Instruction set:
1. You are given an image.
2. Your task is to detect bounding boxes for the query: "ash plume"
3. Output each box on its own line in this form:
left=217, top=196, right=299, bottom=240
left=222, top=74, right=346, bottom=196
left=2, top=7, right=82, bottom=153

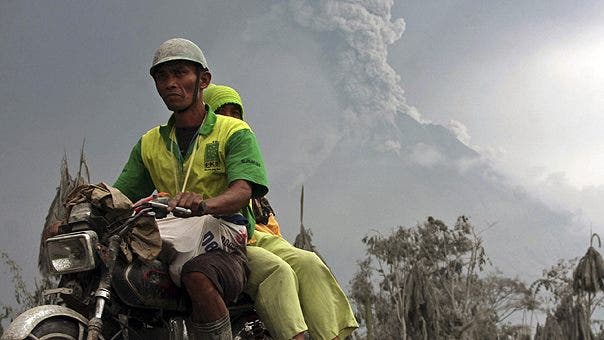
left=286, top=0, right=416, bottom=143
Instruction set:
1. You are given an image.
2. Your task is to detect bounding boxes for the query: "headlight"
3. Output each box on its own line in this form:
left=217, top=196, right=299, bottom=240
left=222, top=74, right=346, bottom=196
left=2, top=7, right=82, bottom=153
left=46, top=231, right=97, bottom=274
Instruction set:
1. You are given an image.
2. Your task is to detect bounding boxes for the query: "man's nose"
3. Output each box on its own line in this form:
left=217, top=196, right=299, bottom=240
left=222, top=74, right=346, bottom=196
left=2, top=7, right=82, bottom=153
left=166, top=75, right=177, bottom=88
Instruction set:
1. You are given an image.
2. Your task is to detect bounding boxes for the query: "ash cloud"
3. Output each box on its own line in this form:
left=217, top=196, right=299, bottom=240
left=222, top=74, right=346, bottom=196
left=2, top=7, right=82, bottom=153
left=408, top=143, right=445, bottom=168
left=285, top=0, right=412, bottom=136
left=447, top=119, right=471, bottom=146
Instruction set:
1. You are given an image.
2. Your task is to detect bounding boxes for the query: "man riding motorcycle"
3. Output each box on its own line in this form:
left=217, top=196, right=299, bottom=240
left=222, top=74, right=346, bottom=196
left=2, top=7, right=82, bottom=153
left=113, top=38, right=268, bottom=340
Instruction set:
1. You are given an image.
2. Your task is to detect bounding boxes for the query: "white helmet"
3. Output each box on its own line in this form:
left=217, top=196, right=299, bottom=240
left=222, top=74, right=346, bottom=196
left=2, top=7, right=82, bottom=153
left=150, top=38, right=208, bottom=75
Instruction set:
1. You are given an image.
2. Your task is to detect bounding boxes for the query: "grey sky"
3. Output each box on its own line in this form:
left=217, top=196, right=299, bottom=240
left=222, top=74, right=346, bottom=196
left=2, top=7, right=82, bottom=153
left=389, top=0, right=604, bottom=233
left=2, top=0, right=604, bottom=306
left=391, top=1, right=604, bottom=187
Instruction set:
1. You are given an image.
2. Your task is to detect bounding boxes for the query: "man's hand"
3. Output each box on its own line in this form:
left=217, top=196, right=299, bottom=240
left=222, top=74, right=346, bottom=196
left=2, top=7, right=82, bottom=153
left=168, top=192, right=206, bottom=217
left=169, top=180, right=252, bottom=218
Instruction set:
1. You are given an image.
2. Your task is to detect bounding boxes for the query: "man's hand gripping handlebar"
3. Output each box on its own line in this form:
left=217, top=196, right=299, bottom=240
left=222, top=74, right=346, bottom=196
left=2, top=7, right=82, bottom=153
left=133, top=193, right=206, bottom=218
left=133, top=194, right=192, bottom=218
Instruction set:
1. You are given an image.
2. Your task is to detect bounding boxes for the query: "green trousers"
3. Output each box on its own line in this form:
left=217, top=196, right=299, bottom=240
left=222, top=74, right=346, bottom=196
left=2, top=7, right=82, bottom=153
left=245, top=230, right=358, bottom=340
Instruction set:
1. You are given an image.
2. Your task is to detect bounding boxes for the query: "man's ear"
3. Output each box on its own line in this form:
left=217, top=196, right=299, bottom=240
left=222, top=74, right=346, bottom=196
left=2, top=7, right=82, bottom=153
left=199, top=71, right=212, bottom=89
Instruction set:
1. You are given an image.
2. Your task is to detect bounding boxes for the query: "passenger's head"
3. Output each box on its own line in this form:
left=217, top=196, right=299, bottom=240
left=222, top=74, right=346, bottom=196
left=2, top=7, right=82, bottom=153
left=150, top=38, right=211, bottom=112
left=204, top=84, right=244, bottom=120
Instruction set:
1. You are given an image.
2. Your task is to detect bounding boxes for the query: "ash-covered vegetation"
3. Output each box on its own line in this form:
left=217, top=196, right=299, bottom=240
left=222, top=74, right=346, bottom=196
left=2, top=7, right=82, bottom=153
left=349, top=216, right=604, bottom=340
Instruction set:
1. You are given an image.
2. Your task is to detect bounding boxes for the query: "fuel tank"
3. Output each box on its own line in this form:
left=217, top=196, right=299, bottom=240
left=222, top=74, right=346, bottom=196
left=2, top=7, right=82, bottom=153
left=112, top=258, right=188, bottom=312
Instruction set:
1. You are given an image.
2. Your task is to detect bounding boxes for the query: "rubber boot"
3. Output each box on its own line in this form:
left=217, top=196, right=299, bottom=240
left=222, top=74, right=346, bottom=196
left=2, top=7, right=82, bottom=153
left=186, top=315, right=232, bottom=340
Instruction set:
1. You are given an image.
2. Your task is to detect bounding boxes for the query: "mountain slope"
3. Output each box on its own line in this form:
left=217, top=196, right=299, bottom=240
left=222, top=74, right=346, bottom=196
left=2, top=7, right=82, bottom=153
left=275, top=110, right=585, bottom=285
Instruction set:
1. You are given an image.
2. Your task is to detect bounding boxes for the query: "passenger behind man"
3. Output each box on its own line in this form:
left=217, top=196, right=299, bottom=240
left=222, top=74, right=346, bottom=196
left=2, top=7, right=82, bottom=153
left=204, top=84, right=358, bottom=340
left=114, top=39, right=269, bottom=340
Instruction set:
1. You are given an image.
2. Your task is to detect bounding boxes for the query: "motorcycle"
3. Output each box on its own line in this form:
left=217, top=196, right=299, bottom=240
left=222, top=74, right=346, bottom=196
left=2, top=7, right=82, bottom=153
left=1, top=196, right=271, bottom=340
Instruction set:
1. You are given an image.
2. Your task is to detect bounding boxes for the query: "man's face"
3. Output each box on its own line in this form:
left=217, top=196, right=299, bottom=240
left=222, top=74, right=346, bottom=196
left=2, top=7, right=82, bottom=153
left=215, top=104, right=243, bottom=120
left=152, top=60, right=206, bottom=111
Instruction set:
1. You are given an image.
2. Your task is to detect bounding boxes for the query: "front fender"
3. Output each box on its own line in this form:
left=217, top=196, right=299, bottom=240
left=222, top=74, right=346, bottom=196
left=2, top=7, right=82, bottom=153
left=1, top=305, right=88, bottom=340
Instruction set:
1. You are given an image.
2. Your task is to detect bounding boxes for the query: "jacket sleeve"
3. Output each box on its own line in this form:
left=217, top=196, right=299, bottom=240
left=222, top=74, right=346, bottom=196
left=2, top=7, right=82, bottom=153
left=113, top=139, right=156, bottom=202
left=225, top=129, right=269, bottom=198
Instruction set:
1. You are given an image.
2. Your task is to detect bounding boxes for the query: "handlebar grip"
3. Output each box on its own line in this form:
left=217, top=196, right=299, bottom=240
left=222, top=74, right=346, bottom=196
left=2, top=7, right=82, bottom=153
left=173, top=206, right=193, bottom=217
left=148, top=201, right=192, bottom=217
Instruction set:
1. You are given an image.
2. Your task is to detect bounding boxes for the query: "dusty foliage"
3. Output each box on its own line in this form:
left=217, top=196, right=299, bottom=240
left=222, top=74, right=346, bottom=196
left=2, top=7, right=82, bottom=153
left=349, top=216, right=532, bottom=339
left=531, top=237, right=604, bottom=340
left=39, top=149, right=90, bottom=274
left=1, top=149, right=89, bottom=332
left=534, top=295, right=593, bottom=340
left=573, top=246, right=604, bottom=294
left=293, top=224, right=317, bottom=253
left=0, top=251, right=55, bottom=334
left=293, top=185, right=327, bottom=264
left=530, top=258, right=578, bottom=309
left=403, top=265, right=440, bottom=339
left=534, top=313, right=565, bottom=340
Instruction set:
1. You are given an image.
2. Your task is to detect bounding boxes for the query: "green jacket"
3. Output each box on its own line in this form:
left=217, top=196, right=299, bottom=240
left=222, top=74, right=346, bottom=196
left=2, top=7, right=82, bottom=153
left=114, top=109, right=268, bottom=236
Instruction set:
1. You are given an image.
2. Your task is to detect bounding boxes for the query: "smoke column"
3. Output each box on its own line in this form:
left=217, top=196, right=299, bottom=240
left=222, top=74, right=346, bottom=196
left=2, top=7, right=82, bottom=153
left=286, top=0, right=416, bottom=143
left=247, top=0, right=416, bottom=183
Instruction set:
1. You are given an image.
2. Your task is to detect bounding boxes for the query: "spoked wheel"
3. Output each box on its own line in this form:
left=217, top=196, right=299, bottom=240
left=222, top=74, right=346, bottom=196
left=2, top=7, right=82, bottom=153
left=28, top=316, right=88, bottom=340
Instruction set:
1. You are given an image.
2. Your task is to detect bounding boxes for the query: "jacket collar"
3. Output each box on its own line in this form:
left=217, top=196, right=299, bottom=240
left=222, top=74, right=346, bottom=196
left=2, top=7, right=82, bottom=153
left=160, top=103, right=216, bottom=139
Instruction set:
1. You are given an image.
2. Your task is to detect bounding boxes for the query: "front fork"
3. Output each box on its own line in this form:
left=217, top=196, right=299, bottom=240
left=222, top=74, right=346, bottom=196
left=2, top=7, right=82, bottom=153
left=87, top=234, right=121, bottom=340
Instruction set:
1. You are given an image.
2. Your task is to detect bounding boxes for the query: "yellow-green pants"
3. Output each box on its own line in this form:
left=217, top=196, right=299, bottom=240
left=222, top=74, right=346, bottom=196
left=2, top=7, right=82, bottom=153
left=245, top=230, right=358, bottom=340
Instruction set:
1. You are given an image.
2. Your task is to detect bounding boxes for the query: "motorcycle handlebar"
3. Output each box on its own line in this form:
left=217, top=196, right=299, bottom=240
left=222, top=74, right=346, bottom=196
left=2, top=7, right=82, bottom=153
left=147, top=201, right=193, bottom=217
